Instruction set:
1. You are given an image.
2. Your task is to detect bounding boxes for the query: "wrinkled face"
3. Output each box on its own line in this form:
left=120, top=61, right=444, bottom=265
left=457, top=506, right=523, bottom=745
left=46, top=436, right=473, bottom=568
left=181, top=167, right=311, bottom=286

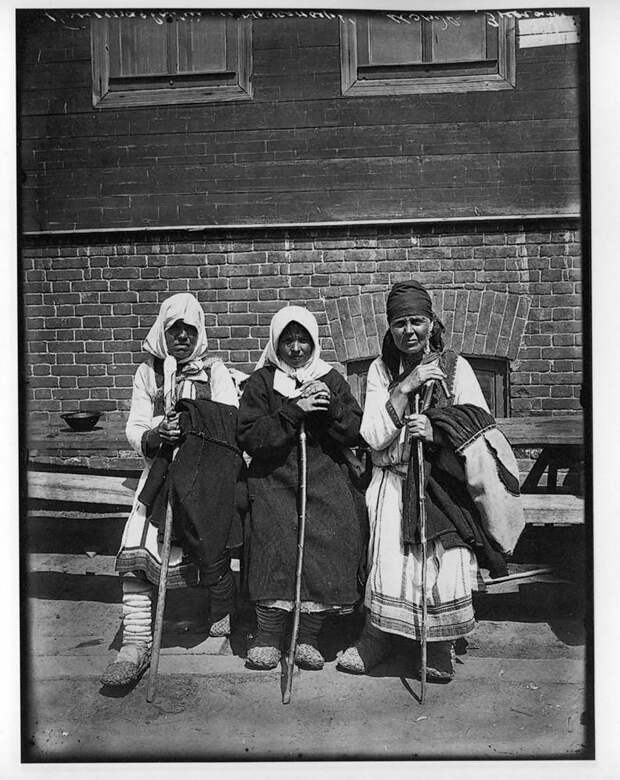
left=389, top=315, right=432, bottom=356
left=165, top=319, right=198, bottom=361
left=277, top=322, right=313, bottom=369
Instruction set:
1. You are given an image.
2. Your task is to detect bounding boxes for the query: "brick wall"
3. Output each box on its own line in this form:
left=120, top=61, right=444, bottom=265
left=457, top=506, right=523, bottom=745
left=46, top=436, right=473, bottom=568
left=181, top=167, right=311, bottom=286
left=22, top=219, right=583, bottom=426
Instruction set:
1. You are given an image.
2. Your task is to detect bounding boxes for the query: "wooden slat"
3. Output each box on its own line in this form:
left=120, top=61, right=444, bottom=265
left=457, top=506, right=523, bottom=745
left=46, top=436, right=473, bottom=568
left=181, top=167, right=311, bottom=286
left=27, top=425, right=128, bottom=453
left=26, top=469, right=585, bottom=525
left=519, top=493, right=584, bottom=525
left=27, top=414, right=584, bottom=456
left=28, top=471, right=137, bottom=506
left=496, top=415, right=583, bottom=446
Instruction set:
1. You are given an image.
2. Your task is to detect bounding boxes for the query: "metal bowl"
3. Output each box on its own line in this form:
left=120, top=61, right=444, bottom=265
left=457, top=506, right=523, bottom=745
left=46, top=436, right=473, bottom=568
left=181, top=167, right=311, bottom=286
left=60, top=411, right=102, bottom=432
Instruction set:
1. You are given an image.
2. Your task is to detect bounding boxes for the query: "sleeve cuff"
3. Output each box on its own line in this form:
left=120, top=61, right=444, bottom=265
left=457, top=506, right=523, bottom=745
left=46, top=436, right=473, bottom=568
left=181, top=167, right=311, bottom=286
left=279, top=399, right=306, bottom=426
left=326, top=394, right=344, bottom=421
left=385, top=399, right=404, bottom=429
left=141, top=427, right=161, bottom=458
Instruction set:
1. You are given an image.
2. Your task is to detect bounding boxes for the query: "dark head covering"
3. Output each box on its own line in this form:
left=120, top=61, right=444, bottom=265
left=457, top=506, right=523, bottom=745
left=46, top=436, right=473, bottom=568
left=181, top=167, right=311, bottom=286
left=382, top=281, right=446, bottom=381
left=386, top=280, right=433, bottom=323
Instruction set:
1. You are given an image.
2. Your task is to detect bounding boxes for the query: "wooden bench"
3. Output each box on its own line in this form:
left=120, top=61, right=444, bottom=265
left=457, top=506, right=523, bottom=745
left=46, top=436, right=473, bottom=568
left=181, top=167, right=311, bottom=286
left=496, top=414, right=584, bottom=526
left=25, top=472, right=584, bottom=526
left=26, top=413, right=585, bottom=525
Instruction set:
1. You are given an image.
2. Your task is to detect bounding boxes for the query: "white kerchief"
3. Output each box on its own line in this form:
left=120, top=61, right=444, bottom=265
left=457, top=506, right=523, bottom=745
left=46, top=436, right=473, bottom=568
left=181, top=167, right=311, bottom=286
left=255, top=305, right=331, bottom=398
left=142, top=293, right=209, bottom=377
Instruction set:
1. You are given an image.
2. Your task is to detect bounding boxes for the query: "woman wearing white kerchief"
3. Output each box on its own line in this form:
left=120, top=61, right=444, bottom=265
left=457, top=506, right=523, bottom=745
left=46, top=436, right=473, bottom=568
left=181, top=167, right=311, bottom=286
left=101, top=293, right=239, bottom=688
left=238, top=306, right=365, bottom=671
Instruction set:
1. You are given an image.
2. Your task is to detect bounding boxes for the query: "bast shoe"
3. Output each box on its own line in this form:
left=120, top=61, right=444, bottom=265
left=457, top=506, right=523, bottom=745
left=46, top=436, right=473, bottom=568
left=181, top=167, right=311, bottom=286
left=100, top=644, right=151, bottom=688
left=209, top=613, right=232, bottom=638
left=423, top=641, right=456, bottom=683
left=294, top=643, right=324, bottom=671
left=246, top=645, right=281, bottom=670
left=337, top=622, right=391, bottom=675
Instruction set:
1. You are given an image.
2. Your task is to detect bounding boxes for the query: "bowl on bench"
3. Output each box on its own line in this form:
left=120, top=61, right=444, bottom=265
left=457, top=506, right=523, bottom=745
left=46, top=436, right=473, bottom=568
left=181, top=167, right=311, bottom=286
left=60, top=411, right=102, bottom=432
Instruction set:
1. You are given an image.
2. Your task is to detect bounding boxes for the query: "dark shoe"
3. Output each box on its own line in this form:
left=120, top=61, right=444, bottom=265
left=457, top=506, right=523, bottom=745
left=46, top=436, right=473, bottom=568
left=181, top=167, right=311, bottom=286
left=294, top=643, right=324, bottom=670
left=423, top=641, right=455, bottom=682
left=337, top=623, right=391, bottom=674
left=100, top=645, right=151, bottom=688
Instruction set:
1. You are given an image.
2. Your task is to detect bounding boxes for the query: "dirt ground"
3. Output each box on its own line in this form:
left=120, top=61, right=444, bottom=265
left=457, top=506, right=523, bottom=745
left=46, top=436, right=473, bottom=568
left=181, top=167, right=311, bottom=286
left=21, top=511, right=591, bottom=764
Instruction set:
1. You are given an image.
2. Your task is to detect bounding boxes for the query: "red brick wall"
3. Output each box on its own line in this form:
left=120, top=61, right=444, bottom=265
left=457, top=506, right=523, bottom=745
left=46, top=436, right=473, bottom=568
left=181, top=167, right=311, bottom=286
left=22, top=219, right=582, bottom=426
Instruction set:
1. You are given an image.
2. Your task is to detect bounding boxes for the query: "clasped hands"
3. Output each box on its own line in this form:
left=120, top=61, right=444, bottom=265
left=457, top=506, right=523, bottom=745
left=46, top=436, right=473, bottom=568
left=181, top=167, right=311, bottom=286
left=294, top=380, right=331, bottom=414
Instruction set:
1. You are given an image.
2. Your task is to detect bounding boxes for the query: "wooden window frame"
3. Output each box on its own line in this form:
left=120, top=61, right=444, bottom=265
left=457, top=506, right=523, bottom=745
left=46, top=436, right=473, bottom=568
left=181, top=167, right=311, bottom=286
left=340, top=15, right=516, bottom=96
left=463, top=355, right=511, bottom=418
left=346, top=357, right=374, bottom=410
left=91, top=17, right=253, bottom=108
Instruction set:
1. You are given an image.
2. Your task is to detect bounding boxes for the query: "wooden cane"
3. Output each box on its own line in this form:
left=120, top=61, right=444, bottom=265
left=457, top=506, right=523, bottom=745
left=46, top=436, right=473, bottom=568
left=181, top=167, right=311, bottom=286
left=414, top=393, right=428, bottom=705
left=146, top=355, right=177, bottom=703
left=282, top=420, right=307, bottom=705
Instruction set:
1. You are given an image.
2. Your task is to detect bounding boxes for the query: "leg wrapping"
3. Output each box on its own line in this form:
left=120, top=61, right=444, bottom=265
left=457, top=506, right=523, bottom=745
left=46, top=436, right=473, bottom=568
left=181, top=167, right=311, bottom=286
left=208, top=569, right=235, bottom=622
left=121, top=576, right=153, bottom=650
left=298, top=612, right=324, bottom=649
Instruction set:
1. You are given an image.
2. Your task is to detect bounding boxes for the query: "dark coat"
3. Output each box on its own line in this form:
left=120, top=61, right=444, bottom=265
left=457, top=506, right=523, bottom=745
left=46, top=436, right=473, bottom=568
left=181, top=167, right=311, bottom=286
left=139, top=398, right=245, bottom=577
left=237, top=366, right=364, bottom=606
left=403, top=403, right=513, bottom=578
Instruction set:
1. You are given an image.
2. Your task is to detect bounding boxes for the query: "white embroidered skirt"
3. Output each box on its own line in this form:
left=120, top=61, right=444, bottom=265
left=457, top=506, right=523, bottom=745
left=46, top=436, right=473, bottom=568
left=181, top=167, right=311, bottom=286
left=365, top=466, right=478, bottom=641
left=115, top=463, right=199, bottom=589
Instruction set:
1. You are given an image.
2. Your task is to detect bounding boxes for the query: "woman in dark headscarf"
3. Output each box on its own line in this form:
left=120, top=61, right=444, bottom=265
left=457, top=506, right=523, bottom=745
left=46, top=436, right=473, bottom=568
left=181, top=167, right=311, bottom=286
left=338, top=281, right=523, bottom=681
left=238, top=305, right=364, bottom=671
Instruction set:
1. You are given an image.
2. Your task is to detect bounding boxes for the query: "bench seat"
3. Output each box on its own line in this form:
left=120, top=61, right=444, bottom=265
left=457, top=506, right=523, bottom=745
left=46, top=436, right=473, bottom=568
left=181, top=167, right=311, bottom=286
left=27, top=470, right=585, bottom=525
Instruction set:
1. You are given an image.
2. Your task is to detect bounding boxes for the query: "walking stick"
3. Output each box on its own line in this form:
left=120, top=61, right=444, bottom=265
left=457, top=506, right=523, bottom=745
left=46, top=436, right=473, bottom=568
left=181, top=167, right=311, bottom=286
left=282, top=420, right=307, bottom=705
left=414, top=392, right=428, bottom=705
left=147, top=355, right=177, bottom=703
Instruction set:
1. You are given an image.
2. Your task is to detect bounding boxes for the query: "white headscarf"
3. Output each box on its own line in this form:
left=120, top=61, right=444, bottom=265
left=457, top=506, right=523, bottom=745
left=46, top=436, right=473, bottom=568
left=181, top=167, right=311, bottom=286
left=255, top=306, right=331, bottom=397
left=143, top=293, right=208, bottom=373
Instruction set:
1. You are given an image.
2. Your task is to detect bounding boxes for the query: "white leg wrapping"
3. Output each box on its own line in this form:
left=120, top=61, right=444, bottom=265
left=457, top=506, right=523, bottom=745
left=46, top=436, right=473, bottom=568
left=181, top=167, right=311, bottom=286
left=120, top=577, right=153, bottom=654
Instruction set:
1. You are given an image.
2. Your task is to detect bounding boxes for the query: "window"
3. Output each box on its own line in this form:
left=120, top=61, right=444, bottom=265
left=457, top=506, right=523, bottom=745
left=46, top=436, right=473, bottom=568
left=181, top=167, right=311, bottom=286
left=464, top=356, right=510, bottom=418
left=347, top=358, right=374, bottom=409
left=91, top=15, right=252, bottom=108
left=340, top=12, right=515, bottom=96
left=346, top=355, right=510, bottom=417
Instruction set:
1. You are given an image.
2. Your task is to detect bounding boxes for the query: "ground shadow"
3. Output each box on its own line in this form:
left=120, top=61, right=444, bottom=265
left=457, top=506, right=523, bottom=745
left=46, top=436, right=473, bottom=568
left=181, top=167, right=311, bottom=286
left=26, top=571, right=121, bottom=603
left=25, top=514, right=126, bottom=556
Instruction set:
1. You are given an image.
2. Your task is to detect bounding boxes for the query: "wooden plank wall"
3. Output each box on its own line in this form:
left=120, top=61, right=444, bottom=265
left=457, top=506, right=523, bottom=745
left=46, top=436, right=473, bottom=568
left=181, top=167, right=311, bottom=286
left=18, top=12, right=583, bottom=232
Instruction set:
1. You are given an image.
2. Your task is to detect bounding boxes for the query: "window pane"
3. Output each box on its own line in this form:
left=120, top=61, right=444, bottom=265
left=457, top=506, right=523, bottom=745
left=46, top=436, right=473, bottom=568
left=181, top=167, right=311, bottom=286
left=473, top=369, right=497, bottom=416
left=176, top=17, right=227, bottom=74
left=112, top=18, right=169, bottom=77
left=368, top=17, right=422, bottom=65
left=431, top=13, right=487, bottom=63
left=466, top=355, right=509, bottom=417
left=347, top=358, right=373, bottom=408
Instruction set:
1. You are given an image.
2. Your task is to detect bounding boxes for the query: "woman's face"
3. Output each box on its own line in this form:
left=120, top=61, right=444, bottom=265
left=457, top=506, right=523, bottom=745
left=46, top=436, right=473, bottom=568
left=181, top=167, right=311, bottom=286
left=277, top=322, right=313, bottom=369
left=389, top=315, right=432, bottom=357
left=165, top=319, right=198, bottom=361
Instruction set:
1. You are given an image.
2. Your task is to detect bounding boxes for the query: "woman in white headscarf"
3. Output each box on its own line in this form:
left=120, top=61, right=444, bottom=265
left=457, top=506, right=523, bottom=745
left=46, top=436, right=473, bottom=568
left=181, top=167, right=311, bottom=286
left=101, top=293, right=239, bottom=688
left=238, top=306, right=365, bottom=671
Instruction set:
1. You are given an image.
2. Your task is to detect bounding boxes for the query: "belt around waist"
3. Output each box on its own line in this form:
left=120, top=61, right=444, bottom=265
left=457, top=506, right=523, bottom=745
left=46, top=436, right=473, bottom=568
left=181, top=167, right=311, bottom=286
left=383, top=464, right=407, bottom=479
